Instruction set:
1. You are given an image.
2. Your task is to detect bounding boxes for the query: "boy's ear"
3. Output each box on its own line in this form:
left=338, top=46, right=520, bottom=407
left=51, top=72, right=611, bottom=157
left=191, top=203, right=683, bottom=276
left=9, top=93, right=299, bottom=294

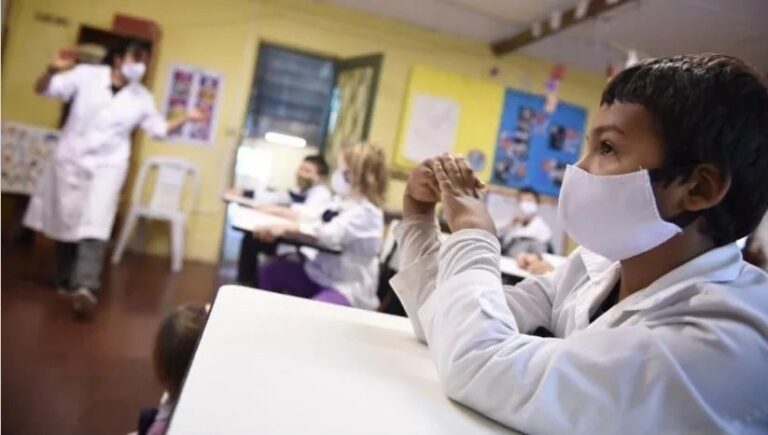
left=683, top=164, right=731, bottom=212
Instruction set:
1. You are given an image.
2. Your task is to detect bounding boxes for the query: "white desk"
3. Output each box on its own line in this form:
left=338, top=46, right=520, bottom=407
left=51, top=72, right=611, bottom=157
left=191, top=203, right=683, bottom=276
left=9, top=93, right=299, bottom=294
left=499, top=253, right=567, bottom=280
left=229, top=204, right=341, bottom=254
left=229, top=203, right=295, bottom=231
left=222, top=191, right=264, bottom=208
left=169, top=286, right=516, bottom=434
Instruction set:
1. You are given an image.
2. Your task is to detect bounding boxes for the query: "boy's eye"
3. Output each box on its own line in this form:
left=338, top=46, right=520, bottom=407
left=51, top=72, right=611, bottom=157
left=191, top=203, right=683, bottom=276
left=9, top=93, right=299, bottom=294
left=598, top=140, right=616, bottom=156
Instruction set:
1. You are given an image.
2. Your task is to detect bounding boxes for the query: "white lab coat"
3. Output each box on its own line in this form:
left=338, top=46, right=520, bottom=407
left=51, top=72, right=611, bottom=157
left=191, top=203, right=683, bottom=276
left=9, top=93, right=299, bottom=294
left=270, top=183, right=332, bottom=257
left=289, top=184, right=333, bottom=222
left=301, top=197, right=383, bottom=310
left=391, top=215, right=768, bottom=434
left=24, top=64, right=168, bottom=241
left=500, top=214, right=552, bottom=245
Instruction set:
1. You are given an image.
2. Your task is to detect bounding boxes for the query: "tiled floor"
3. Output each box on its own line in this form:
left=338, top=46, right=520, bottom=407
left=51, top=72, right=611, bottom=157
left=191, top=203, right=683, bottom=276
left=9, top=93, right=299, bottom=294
left=2, top=237, right=228, bottom=435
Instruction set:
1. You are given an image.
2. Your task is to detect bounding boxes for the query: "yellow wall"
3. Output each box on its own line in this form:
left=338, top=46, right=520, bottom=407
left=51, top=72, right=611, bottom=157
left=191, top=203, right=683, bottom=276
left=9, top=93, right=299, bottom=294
left=2, top=0, right=606, bottom=263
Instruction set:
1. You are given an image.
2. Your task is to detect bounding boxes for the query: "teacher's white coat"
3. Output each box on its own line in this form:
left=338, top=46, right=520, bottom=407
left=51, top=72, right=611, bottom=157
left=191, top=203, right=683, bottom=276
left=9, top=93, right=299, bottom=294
left=24, top=64, right=168, bottom=241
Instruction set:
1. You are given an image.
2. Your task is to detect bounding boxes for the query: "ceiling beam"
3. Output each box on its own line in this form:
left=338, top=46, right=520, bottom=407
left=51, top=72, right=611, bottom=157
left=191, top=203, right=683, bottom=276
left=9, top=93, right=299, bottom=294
left=491, top=0, right=634, bottom=56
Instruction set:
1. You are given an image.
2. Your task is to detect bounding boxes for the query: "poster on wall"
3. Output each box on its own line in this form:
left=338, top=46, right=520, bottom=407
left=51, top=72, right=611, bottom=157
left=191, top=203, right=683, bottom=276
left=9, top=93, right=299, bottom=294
left=163, top=64, right=223, bottom=145
left=490, top=89, right=586, bottom=197
left=1, top=121, right=59, bottom=195
left=402, top=93, right=460, bottom=162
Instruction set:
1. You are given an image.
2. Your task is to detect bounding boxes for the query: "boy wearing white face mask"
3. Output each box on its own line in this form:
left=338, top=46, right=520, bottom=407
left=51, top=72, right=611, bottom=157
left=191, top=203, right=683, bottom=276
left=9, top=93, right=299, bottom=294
left=391, top=54, right=768, bottom=433
left=497, top=187, right=552, bottom=258
left=24, top=42, right=207, bottom=317
left=254, top=143, right=388, bottom=310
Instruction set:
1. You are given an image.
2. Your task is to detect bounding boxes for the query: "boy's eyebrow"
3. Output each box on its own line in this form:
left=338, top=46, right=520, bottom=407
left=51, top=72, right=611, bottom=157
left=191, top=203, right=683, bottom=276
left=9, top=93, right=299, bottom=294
left=591, top=124, right=626, bottom=136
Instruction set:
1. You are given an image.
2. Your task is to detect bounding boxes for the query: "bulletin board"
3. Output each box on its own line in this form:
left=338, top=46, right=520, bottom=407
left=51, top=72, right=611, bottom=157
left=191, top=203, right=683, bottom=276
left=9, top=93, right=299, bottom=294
left=490, top=89, right=587, bottom=197
left=393, top=66, right=505, bottom=181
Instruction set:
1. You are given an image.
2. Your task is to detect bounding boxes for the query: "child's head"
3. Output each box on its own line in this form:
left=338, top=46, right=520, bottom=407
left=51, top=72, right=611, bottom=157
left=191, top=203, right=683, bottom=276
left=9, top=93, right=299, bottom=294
left=518, top=187, right=540, bottom=216
left=153, top=304, right=207, bottom=400
left=581, top=54, right=768, bottom=247
left=334, top=143, right=389, bottom=206
left=296, top=154, right=329, bottom=191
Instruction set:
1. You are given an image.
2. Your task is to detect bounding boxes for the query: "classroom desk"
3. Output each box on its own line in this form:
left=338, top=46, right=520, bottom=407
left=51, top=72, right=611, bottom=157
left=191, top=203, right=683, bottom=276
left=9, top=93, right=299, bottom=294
left=222, top=190, right=265, bottom=208
left=168, top=286, right=517, bottom=435
left=229, top=204, right=342, bottom=254
left=228, top=203, right=341, bottom=286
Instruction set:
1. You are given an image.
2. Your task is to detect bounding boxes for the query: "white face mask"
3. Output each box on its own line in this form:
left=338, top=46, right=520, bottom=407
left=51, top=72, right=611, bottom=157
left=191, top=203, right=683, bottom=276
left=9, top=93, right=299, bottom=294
left=330, top=169, right=351, bottom=197
left=121, top=62, right=146, bottom=83
left=558, top=165, right=683, bottom=261
left=519, top=200, right=538, bottom=216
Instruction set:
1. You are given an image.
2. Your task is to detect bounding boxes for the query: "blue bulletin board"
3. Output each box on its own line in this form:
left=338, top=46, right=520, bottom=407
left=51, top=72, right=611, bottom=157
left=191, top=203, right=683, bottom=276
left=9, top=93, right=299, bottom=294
left=491, top=89, right=587, bottom=197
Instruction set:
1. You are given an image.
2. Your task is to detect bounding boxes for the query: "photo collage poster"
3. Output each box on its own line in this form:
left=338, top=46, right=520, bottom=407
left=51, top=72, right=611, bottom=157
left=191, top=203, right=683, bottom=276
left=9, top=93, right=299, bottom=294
left=491, top=89, right=587, bottom=197
left=163, top=64, right=223, bottom=145
left=1, top=121, right=59, bottom=195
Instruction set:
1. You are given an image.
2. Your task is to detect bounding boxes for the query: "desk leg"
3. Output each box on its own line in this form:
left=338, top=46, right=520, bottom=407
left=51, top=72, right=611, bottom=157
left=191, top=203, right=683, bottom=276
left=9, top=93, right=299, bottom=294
left=237, top=232, right=258, bottom=287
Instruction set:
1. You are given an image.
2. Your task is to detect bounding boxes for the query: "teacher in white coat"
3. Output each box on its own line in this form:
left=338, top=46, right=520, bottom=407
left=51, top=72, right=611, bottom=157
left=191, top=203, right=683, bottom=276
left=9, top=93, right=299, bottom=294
left=24, top=41, right=205, bottom=316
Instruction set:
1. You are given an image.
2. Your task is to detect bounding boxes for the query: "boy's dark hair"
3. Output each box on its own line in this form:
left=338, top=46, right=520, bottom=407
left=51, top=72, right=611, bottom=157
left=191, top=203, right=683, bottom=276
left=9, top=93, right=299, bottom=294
left=103, top=40, right=150, bottom=66
left=304, top=154, right=330, bottom=177
left=601, top=54, right=768, bottom=246
left=518, top=187, right=540, bottom=203
left=153, top=304, right=207, bottom=400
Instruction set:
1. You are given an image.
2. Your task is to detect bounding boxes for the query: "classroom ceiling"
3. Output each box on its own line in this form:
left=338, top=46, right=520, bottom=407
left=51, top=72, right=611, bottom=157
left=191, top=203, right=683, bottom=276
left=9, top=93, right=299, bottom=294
left=319, top=0, right=768, bottom=73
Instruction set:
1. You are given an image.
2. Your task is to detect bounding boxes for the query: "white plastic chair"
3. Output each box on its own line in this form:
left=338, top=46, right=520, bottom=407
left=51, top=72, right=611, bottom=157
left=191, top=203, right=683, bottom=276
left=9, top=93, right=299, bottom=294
left=111, top=157, right=200, bottom=272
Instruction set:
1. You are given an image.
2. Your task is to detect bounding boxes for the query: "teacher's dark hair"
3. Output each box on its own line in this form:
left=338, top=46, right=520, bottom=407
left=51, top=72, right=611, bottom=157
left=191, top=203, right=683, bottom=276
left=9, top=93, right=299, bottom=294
left=103, top=40, right=150, bottom=66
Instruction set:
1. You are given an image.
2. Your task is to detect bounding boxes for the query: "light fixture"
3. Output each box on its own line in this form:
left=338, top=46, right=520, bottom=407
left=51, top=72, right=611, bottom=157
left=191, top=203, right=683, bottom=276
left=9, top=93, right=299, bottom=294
left=264, top=131, right=307, bottom=148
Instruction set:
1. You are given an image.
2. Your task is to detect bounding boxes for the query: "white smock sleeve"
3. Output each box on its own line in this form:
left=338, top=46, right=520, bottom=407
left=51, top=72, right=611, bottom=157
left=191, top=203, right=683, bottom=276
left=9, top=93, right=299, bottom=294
left=416, top=229, right=753, bottom=434
left=44, top=65, right=84, bottom=101
left=291, top=185, right=333, bottom=222
left=390, top=215, right=560, bottom=343
left=298, top=203, right=380, bottom=257
left=140, top=98, right=169, bottom=139
left=388, top=214, right=442, bottom=342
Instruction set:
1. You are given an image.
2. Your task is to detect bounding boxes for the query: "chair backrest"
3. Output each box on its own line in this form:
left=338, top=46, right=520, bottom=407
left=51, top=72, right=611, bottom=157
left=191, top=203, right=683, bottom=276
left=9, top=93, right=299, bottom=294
left=131, top=156, right=200, bottom=215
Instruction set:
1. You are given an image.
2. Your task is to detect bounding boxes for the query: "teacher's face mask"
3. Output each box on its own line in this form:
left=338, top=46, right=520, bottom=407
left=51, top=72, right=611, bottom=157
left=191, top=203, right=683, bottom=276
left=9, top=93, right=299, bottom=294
left=121, top=62, right=146, bottom=83
left=558, top=165, right=693, bottom=261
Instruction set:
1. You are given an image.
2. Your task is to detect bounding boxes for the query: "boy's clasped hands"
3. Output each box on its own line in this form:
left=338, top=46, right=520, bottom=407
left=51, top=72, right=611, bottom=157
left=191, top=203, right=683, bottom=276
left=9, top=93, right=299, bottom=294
left=404, top=154, right=497, bottom=236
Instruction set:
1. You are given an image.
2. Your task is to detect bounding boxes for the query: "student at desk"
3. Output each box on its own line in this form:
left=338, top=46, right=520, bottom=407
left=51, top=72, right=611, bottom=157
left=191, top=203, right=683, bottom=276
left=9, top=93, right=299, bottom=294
left=497, top=187, right=552, bottom=257
left=392, top=55, right=768, bottom=433
left=233, top=154, right=331, bottom=216
left=234, top=155, right=330, bottom=286
left=254, top=143, right=388, bottom=310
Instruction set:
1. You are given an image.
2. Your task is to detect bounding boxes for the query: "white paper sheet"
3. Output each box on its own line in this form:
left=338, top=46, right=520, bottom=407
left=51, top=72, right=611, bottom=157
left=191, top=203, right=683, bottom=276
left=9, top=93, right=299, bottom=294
left=403, top=93, right=460, bottom=162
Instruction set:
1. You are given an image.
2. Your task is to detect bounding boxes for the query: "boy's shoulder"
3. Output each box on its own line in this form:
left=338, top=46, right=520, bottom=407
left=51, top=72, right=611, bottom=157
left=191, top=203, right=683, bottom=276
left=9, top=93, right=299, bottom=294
left=654, top=259, right=768, bottom=342
left=693, top=262, right=768, bottom=315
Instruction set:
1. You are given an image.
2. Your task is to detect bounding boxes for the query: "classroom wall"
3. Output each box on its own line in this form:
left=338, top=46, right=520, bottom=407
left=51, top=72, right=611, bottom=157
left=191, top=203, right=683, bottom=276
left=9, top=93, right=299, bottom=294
left=2, top=0, right=606, bottom=263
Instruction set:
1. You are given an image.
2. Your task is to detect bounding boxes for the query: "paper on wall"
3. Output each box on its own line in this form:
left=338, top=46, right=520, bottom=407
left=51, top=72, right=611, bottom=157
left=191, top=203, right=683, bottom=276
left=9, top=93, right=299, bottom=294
left=403, top=93, right=459, bottom=162
left=1, top=121, right=59, bottom=195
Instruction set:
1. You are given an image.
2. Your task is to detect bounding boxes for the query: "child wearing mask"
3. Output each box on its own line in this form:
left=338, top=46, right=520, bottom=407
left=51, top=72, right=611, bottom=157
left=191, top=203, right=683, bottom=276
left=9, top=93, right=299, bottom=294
left=254, top=154, right=332, bottom=221
left=232, top=154, right=331, bottom=286
left=231, top=154, right=332, bottom=217
left=497, top=187, right=552, bottom=257
left=391, top=54, right=768, bottom=433
left=254, top=143, right=388, bottom=310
